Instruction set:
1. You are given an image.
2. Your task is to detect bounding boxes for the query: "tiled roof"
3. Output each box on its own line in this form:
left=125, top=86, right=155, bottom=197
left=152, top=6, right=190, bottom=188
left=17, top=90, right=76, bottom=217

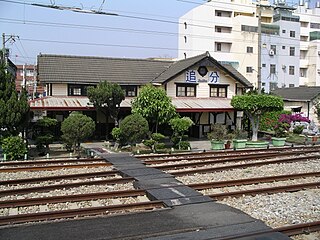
left=272, top=87, right=320, bottom=101
left=152, top=52, right=253, bottom=87
left=37, top=52, right=252, bottom=88
left=37, top=54, right=173, bottom=85
left=29, top=96, right=233, bottom=112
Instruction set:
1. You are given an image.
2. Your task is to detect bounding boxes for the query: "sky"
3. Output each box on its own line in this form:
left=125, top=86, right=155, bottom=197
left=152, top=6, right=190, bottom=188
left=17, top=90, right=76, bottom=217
left=1, top=0, right=200, bottom=65
left=0, top=0, right=313, bottom=65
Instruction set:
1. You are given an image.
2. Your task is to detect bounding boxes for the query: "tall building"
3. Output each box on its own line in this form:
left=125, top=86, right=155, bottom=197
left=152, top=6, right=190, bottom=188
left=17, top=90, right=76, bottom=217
left=178, top=0, right=320, bottom=92
left=15, top=64, right=44, bottom=98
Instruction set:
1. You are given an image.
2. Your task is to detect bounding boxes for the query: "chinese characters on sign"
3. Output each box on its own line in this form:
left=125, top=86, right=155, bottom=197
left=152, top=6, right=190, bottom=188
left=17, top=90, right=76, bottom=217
left=185, top=70, right=220, bottom=83
left=185, top=70, right=197, bottom=83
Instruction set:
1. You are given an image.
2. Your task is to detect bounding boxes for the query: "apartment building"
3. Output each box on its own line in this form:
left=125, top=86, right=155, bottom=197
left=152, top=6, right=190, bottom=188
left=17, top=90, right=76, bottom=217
left=178, top=0, right=320, bottom=92
left=15, top=64, right=44, bottom=98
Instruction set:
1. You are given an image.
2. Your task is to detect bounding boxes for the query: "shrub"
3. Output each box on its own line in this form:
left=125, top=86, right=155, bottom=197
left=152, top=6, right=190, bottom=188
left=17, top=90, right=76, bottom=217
left=260, top=110, right=290, bottom=132
left=2, top=136, right=27, bottom=160
left=293, top=125, right=304, bottom=134
left=179, top=141, right=190, bottom=150
left=120, top=114, right=149, bottom=144
left=111, top=127, right=122, bottom=143
left=61, top=112, right=95, bottom=154
left=207, top=123, right=233, bottom=141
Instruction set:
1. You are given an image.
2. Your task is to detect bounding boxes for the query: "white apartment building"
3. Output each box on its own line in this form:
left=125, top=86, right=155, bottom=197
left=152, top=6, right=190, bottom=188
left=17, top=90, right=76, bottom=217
left=179, top=0, right=320, bottom=92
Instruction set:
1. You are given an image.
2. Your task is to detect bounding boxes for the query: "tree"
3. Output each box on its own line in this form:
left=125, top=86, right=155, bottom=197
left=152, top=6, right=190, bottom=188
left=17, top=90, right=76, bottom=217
left=87, top=81, right=125, bottom=129
left=0, top=65, right=30, bottom=137
left=33, top=117, right=58, bottom=155
left=169, top=117, right=193, bottom=149
left=231, top=93, right=283, bottom=141
left=119, top=114, right=149, bottom=144
left=1, top=136, right=27, bottom=160
left=61, top=112, right=95, bottom=154
left=131, top=84, right=176, bottom=132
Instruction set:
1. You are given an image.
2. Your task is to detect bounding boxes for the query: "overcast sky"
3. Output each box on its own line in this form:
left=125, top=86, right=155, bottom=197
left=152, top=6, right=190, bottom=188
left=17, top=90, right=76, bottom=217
left=0, top=0, right=312, bottom=65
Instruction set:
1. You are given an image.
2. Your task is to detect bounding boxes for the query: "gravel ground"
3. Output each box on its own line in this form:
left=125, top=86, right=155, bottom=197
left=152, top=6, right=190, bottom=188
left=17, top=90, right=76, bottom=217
left=176, top=159, right=320, bottom=184
left=0, top=175, right=122, bottom=191
left=0, top=166, right=115, bottom=181
left=200, top=176, right=320, bottom=195
left=218, top=189, right=320, bottom=228
left=0, top=196, right=150, bottom=216
left=0, top=182, right=136, bottom=201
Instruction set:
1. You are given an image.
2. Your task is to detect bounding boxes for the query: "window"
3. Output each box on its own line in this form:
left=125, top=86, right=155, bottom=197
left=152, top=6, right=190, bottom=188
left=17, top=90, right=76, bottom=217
left=68, top=84, right=92, bottom=96
left=289, top=66, right=295, bottom=75
left=184, top=22, right=187, bottom=29
left=290, top=47, right=295, bottom=56
left=247, top=46, right=253, bottom=53
left=216, top=27, right=222, bottom=32
left=184, top=53, right=187, bottom=59
left=121, top=85, right=137, bottom=97
left=210, top=85, right=228, bottom=98
left=289, top=84, right=295, bottom=88
left=246, top=66, right=253, bottom=73
left=271, top=45, right=277, bottom=55
left=282, top=46, right=286, bottom=49
left=262, top=63, right=266, bottom=67
left=270, top=64, right=276, bottom=74
left=216, top=11, right=222, bottom=17
left=216, top=43, right=222, bottom=51
left=282, top=29, right=286, bottom=33
left=290, top=31, right=295, bottom=38
left=270, top=82, right=278, bottom=91
left=176, top=84, right=196, bottom=97
left=184, top=36, right=187, bottom=43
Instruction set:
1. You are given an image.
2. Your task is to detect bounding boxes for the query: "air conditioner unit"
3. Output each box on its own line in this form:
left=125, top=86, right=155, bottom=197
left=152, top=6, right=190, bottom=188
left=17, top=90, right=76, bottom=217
left=269, top=50, right=275, bottom=56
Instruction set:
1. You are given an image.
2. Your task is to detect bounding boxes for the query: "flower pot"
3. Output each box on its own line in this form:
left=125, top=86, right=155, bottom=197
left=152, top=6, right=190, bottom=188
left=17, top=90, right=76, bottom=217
left=210, top=140, right=225, bottom=150
left=233, top=139, right=247, bottom=149
left=246, top=141, right=269, bottom=148
left=272, top=137, right=286, bottom=147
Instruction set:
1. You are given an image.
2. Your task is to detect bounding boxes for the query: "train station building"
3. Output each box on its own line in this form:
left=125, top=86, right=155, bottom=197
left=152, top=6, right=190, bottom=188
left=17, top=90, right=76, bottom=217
left=29, top=52, right=253, bottom=138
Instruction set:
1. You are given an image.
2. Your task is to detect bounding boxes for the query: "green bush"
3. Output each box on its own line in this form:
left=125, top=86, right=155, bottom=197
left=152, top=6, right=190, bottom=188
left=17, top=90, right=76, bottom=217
left=120, top=114, right=149, bottom=144
left=2, top=136, right=27, bottom=160
left=179, top=141, right=190, bottom=150
left=293, top=125, right=304, bottom=134
left=111, top=127, right=122, bottom=142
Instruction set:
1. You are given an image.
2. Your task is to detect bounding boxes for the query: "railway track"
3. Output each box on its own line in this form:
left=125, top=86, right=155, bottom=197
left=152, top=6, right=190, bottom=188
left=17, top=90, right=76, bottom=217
left=169, top=154, right=320, bottom=176
left=219, top=221, right=320, bottom=239
left=0, top=201, right=164, bottom=226
left=136, top=145, right=320, bottom=161
left=0, top=157, right=164, bottom=226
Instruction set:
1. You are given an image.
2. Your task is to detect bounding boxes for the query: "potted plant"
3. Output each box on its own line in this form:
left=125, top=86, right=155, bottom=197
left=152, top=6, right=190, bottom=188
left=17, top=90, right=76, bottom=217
left=272, top=121, right=289, bottom=147
left=233, top=129, right=248, bottom=149
left=207, top=123, right=233, bottom=150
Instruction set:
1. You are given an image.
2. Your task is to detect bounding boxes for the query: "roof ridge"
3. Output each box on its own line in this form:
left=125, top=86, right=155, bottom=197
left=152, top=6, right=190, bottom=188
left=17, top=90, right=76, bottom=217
left=152, top=52, right=208, bottom=82
left=38, top=54, right=175, bottom=63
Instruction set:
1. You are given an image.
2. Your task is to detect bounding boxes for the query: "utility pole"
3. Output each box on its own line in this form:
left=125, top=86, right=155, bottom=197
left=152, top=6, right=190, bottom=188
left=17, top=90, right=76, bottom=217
left=2, top=33, right=18, bottom=71
left=257, top=4, right=262, bottom=94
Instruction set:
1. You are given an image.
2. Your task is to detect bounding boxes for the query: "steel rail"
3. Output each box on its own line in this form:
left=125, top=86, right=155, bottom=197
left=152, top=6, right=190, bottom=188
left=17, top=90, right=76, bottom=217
left=0, top=162, right=112, bottom=172
left=0, top=158, right=106, bottom=166
left=0, top=177, right=134, bottom=196
left=218, top=221, right=320, bottom=240
left=144, top=148, right=320, bottom=165
left=136, top=145, right=320, bottom=159
left=275, top=221, right=320, bottom=236
left=0, top=170, right=119, bottom=185
left=151, top=152, right=320, bottom=170
left=207, top=181, right=320, bottom=200
left=171, top=155, right=320, bottom=176
left=0, top=189, right=146, bottom=208
left=188, top=171, right=320, bottom=190
left=0, top=201, right=164, bottom=226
